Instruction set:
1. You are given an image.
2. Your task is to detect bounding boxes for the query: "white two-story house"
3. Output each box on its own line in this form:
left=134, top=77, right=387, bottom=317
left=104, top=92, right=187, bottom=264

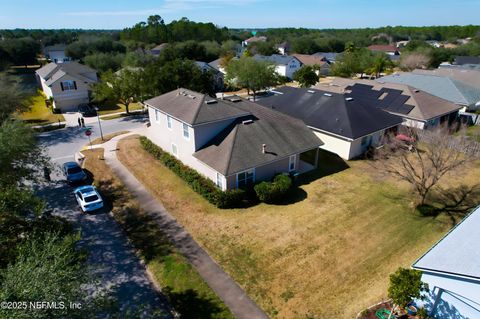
left=35, top=62, right=98, bottom=112
left=144, top=89, right=323, bottom=190
left=254, top=54, right=302, bottom=79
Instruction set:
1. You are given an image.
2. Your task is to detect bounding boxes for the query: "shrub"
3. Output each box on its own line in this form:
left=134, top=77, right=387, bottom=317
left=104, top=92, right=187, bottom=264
left=140, top=136, right=245, bottom=208
left=254, top=174, right=292, bottom=203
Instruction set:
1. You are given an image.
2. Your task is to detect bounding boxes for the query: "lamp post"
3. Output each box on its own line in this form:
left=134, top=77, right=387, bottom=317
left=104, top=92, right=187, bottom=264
left=95, top=107, right=104, bottom=141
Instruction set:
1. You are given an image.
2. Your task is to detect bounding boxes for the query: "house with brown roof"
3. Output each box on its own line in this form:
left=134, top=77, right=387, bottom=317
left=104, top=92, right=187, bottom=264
left=242, top=36, right=267, bottom=47
left=367, top=44, right=400, bottom=56
left=144, top=89, right=322, bottom=190
left=292, top=54, right=331, bottom=75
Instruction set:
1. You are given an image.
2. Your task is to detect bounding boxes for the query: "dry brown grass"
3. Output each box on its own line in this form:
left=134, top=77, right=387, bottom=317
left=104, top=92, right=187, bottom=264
left=117, top=136, right=480, bottom=319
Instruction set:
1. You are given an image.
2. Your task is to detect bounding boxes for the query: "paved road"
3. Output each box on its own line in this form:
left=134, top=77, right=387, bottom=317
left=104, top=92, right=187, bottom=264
left=36, top=115, right=172, bottom=317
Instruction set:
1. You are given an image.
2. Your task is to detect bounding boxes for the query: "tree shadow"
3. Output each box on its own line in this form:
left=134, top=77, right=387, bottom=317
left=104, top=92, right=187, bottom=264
left=164, top=288, right=226, bottom=319
left=417, top=184, right=480, bottom=225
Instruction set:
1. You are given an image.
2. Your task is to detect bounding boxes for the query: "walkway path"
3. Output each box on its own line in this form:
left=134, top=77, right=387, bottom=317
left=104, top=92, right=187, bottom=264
left=101, top=132, right=269, bottom=319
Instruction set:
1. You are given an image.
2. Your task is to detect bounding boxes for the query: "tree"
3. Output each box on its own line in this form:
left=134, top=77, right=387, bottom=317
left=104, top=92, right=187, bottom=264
left=84, top=52, right=125, bottom=73
left=387, top=267, right=428, bottom=318
left=400, top=52, right=431, bottom=70
left=293, top=65, right=319, bottom=87
left=225, top=56, right=277, bottom=101
left=367, top=55, right=391, bottom=78
left=375, top=126, right=478, bottom=206
left=0, top=76, right=29, bottom=123
left=93, top=69, right=141, bottom=114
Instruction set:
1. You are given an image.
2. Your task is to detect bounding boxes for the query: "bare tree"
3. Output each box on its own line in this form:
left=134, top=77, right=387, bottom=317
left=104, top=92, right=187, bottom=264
left=400, top=52, right=431, bottom=71
left=375, top=125, right=479, bottom=206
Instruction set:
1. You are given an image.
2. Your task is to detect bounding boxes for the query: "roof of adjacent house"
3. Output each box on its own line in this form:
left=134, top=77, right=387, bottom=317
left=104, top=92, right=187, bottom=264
left=277, top=42, right=290, bottom=49
left=454, top=56, right=480, bottom=65
left=413, top=68, right=480, bottom=88
left=313, top=52, right=340, bottom=62
left=44, top=44, right=67, bottom=53
left=208, top=58, right=221, bottom=71
left=151, top=43, right=168, bottom=52
left=292, top=54, right=328, bottom=66
left=320, top=78, right=462, bottom=121
left=256, top=86, right=403, bottom=140
left=244, top=36, right=267, bottom=43
left=36, top=62, right=97, bottom=86
left=193, top=96, right=323, bottom=176
left=367, top=45, right=399, bottom=53
left=194, top=61, right=219, bottom=73
left=379, top=73, right=480, bottom=106
left=253, top=54, right=300, bottom=66
left=144, top=88, right=250, bottom=126
left=412, top=206, right=480, bottom=281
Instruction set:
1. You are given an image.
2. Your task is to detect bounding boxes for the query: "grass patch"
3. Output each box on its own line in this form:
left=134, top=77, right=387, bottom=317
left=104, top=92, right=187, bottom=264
left=90, top=131, right=129, bottom=145
left=17, top=91, right=65, bottom=125
left=82, top=147, right=234, bottom=319
left=96, top=101, right=144, bottom=116
left=465, top=125, right=480, bottom=142
left=116, top=136, right=480, bottom=318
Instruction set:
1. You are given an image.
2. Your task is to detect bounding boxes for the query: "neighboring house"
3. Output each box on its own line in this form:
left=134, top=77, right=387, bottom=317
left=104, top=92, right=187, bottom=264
left=412, top=206, right=480, bottom=319
left=277, top=42, right=290, bottom=55
left=379, top=73, right=480, bottom=112
left=396, top=40, right=410, bottom=48
left=454, top=56, right=480, bottom=66
left=35, top=62, right=98, bottom=112
left=292, top=54, right=331, bottom=76
left=257, top=86, right=403, bottom=160
left=44, top=44, right=70, bottom=63
left=194, top=61, right=224, bottom=91
left=149, top=43, right=169, bottom=57
left=322, top=78, right=462, bottom=130
left=242, top=36, right=267, bottom=47
left=426, top=40, right=442, bottom=48
left=253, top=54, right=302, bottom=79
left=367, top=45, right=400, bottom=56
left=313, top=52, right=340, bottom=63
left=413, top=68, right=480, bottom=89
left=208, top=58, right=227, bottom=75
left=144, top=88, right=323, bottom=190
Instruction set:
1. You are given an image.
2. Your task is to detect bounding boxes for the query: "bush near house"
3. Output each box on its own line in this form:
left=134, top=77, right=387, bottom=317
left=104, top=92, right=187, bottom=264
left=254, top=174, right=292, bottom=203
left=140, top=136, right=245, bottom=208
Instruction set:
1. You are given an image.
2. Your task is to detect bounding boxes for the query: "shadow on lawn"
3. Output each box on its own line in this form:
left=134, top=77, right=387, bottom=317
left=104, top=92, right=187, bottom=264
left=417, top=184, right=480, bottom=225
left=165, top=288, right=226, bottom=319
left=297, top=150, right=350, bottom=187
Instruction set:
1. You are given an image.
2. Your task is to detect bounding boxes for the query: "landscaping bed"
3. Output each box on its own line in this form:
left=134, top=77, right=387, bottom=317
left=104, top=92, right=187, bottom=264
left=116, top=135, right=480, bottom=318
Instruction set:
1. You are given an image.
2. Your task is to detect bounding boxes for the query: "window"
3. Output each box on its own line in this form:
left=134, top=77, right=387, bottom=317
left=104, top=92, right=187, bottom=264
left=289, top=155, right=296, bottom=172
left=61, top=80, right=76, bottom=91
left=237, top=169, right=255, bottom=188
left=154, top=109, right=160, bottom=123
left=171, top=143, right=178, bottom=157
left=361, top=135, right=372, bottom=147
left=183, top=123, right=190, bottom=139
left=216, top=173, right=223, bottom=190
left=167, top=116, right=172, bottom=129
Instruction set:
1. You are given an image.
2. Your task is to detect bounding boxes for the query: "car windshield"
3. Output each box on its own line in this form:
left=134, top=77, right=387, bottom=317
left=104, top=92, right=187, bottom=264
left=84, top=195, right=99, bottom=203
left=67, top=166, right=82, bottom=174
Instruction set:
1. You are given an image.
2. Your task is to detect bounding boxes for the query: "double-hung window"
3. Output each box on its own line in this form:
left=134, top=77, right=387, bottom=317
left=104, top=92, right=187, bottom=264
left=183, top=123, right=190, bottom=139
left=154, top=110, right=160, bottom=123
left=216, top=173, right=224, bottom=190
left=61, top=80, right=76, bottom=91
left=167, top=116, right=172, bottom=129
left=237, top=169, right=255, bottom=188
left=289, top=155, right=296, bottom=172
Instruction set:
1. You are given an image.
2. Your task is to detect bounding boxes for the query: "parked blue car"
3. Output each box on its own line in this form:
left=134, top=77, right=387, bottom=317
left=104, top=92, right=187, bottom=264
left=63, top=161, right=87, bottom=184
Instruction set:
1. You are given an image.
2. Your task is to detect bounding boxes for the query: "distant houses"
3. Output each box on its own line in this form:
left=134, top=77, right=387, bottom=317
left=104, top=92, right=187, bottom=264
left=412, top=205, right=480, bottom=319
left=35, top=62, right=98, bottom=112
left=367, top=44, right=400, bottom=56
left=149, top=43, right=169, bottom=57
left=253, top=54, right=302, bottom=79
left=194, top=61, right=224, bottom=91
left=292, top=54, right=331, bottom=76
left=43, top=44, right=70, bottom=63
left=241, top=36, right=267, bottom=47
left=276, top=42, right=290, bottom=55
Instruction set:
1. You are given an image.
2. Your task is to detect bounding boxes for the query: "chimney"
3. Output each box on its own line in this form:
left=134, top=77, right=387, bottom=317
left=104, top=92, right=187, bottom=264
left=262, top=144, right=267, bottom=154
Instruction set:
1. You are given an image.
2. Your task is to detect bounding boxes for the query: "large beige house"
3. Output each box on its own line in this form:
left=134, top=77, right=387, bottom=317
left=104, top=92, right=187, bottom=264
left=36, top=62, right=98, bottom=112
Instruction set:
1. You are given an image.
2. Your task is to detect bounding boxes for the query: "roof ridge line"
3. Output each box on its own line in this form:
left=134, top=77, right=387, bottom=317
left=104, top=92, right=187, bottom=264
left=447, top=77, right=470, bottom=105
left=225, top=124, right=240, bottom=176
left=190, top=90, right=207, bottom=124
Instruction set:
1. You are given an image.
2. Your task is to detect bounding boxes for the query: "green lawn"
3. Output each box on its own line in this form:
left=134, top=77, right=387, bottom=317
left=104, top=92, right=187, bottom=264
left=17, top=92, right=65, bottom=125
left=116, top=136, right=480, bottom=319
left=83, top=148, right=234, bottom=319
left=96, top=101, right=144, bottom=116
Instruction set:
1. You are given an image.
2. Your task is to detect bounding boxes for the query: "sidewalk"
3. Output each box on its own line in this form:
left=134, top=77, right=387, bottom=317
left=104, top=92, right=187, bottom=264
left=100, top=132, right=269, bottom=319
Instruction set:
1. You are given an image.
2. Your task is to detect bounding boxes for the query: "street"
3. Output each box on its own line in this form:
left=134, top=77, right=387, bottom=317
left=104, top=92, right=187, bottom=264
left=36, top=115, right=172, bottom=317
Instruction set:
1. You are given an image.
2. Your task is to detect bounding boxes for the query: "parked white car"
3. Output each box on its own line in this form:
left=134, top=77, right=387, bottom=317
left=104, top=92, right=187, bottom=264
left=74, top=185, right=104, bottom=212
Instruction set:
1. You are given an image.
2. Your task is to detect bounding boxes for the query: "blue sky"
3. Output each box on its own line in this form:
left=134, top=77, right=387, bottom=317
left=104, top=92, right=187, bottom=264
left=1, top=0, right=479, bottom=29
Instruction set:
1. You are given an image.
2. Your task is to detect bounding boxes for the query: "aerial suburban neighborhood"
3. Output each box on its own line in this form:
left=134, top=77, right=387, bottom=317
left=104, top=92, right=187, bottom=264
left=1, top=1, right=480, bottom=319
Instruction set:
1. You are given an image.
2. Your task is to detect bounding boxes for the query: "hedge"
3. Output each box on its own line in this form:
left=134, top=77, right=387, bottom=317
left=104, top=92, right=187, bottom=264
left=139, top=136, right=245, bottom=208
left=254, top=174, right=292, bottom=203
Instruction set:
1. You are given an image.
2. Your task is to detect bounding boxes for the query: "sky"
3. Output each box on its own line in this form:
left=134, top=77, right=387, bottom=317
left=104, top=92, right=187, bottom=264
left=1, top=0, right=480, bottom=30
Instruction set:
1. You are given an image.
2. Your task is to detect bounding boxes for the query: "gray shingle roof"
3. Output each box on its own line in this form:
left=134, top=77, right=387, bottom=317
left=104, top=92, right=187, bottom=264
left=193, top=97, right=323, bottom=175
left=257, top=86, right=403, bottom=140
left=413, top=68, right=480, bottom=89
left=36, top=62, right=97, bottom=86
left=412, top=206, right=480, bottom=281
left=144, top=89, right=250, bottom=126
left=379, top=73, right=480, bottom=107
left=253, top=54, right=300, bottom=66
left=454, top=56, right=480, bottom=65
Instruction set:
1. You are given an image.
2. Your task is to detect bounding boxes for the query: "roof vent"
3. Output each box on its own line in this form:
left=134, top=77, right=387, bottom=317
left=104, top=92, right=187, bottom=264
left=242, top=119, right=254, bottom=125
left=205, top=100, right=217, bottom=104
left=323, top=93, right=332, bottom=97
left=307, top=90, right=316, bottom=94
left=229, top=97, right=242, bottom=102
left=187, top=94, right=196, bottom=99
left=345, top=97, right=354, bottom=101
left=262, top=144, right=267, bottom=154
